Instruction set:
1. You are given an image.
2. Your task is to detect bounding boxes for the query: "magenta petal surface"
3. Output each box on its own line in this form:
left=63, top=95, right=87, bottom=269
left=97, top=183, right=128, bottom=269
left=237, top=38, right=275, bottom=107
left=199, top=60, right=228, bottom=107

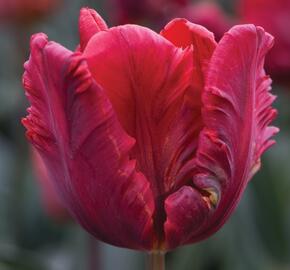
left=163, top=24, right=277, bottom=249
left=161, top=19, right=217, bottom=124
left=79, top=7, right=108, bottom=51
left=22, top=33, right=155, bottom=250
left=83, top=25, right=206, bottom=247
left=164, top=186, right=209, bottom=248
left=22, top=8, right=278, bottom=252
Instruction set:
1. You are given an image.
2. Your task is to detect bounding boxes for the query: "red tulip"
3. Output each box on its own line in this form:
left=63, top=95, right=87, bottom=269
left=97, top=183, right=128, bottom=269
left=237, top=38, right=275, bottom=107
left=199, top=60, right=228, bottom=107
left=237, top=0, right=290, bottom=84
left=32, top=150, right=70, bottom=221
left=22, top=8, right=278, bottom=251
left=0, top=0, right=61, bottom=24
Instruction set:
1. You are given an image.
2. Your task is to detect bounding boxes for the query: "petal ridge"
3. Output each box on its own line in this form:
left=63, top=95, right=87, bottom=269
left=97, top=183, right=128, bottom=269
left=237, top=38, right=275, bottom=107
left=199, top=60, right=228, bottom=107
left=22, top=33, right=155, bottom=250
left=192, top=24, right=278, bottom=242
left=84, top=24, right=205, bottom=247
left=79, top=7, right=108, bottom=51
left=164, top=24, right=278, bottom=249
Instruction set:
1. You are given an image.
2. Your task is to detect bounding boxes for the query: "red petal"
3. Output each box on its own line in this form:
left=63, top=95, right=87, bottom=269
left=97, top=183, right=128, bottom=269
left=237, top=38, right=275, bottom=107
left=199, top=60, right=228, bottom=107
left=159, top=19, right=218, bottom=190
left=84, top=25, right=204, bottom=245
left=161, top=18, right=216, bottom=49
left=195, top=25, right=278, bottom=240
left=161, top=19, right=216, bottom=93
left=164, top=186, right=210, bottom=249
left=22, top=33, right=155, bottom=250
left=164, top=25, right=278, bottom=249
left=83, top=25, right=198, bottom=189
left=79, top=8, right=108, bottom=51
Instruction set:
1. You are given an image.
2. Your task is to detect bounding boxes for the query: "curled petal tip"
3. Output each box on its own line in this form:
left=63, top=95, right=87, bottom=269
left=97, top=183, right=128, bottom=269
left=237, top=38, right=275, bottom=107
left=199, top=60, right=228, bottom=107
left=161, top=17, right=216, bottom=49
left=30, top=32, right=48, bottom=49
left=226, top=24, right=274, bottom=49
left=80, top=7, right=91, bottom=13
left=79, top=7, right=108, bottom=51
left=164, top=186, right=210, bottom=249
left=80, top=6, right=107, bottom=27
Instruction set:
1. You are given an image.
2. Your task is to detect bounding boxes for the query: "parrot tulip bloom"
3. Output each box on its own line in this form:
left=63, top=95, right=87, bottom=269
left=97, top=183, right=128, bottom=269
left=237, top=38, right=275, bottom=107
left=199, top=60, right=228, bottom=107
left=22, top=8, right=278, bottom=251
left=237, top=0, right=290, bottom=84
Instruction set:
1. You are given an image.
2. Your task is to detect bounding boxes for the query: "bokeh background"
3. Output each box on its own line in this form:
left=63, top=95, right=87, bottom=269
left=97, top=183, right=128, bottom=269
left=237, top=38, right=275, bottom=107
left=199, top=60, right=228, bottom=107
left=0, top=0, right=289, bottom=269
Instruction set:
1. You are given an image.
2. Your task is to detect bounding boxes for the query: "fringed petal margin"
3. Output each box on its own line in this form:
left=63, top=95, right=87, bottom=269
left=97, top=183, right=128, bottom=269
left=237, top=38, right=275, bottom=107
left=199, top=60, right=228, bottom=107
left=164, top=24, right=278, bottom=249
left=22, top=33, right=155, bottom=250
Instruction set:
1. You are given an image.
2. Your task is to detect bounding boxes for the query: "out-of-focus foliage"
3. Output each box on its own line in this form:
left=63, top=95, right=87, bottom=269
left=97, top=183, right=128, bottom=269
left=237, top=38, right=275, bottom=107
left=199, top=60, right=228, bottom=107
left=237, top=0, right=290, bottom=85
left=0, top=0, right=289, bottom=269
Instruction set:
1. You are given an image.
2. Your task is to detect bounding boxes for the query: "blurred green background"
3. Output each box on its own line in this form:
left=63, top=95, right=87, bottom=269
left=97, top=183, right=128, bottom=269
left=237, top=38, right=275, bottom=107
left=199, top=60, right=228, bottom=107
left=0, top=0, right=289, bottom=269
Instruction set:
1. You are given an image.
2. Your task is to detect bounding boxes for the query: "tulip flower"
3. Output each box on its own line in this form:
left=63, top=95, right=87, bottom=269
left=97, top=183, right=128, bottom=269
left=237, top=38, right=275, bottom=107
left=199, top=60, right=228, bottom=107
left=237, top=0, right=290, bottom=85
left=22, top=7, right=278, bottom=269
left=0, top=0, right=61, bottom=24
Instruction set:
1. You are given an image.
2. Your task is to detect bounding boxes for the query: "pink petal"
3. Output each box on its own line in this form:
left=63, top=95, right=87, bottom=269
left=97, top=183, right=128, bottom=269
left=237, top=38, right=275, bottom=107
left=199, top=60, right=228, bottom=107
left=79, top=7, right=108, bottom=51
left=164, top=24, right=277, bottom=249
left=83, top=25, right=197, bottom=189
left=164, top=186, right=210, bottom=248
left=161, top=19, right=216, bottom=117
left=161, top=18, right=216, bottom=49
left=83, top=25, right=204, bottom=246
left=22, top=33, right=155, bottom=250
left=194, top=25, right=278, bottom=241
left=159, top=19, right=217, bottom=189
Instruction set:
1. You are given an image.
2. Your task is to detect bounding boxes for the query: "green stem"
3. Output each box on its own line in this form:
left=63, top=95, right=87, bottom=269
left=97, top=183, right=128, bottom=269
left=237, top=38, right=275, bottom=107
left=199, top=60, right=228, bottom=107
left=147, top=251, right=166, bottom=270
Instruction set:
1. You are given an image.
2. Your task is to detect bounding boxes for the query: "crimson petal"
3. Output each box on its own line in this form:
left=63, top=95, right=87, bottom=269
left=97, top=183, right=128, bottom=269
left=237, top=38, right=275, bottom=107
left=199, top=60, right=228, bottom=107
left=83, top=25, right=205, bottom=247
left=83, top=25, right=197, bottom=192
left=161, top=18, right=217, bottom=97
left=164, top=24, right=278, bottom=249
left=79, top=8, right=108, bottom=51
left=22, top=33, right=155, bottom=250
left=160, top=19, right=218, bottom=190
